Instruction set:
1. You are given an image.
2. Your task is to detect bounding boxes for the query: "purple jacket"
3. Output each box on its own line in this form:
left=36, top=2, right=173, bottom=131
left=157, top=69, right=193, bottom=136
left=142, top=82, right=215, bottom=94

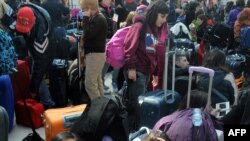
left=226, top=7, right=243, bottom=28
left=124, top=22, right=159, bottom=76
left=153, top=108, right=218, bottom=141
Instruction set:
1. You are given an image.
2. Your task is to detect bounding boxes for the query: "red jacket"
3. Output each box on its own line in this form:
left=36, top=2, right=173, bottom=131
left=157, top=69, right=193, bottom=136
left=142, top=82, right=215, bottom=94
left=124, top=21, right=159, bottom=76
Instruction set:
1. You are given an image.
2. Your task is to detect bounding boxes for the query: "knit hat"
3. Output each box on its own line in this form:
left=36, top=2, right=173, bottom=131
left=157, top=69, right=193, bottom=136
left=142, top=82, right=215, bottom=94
left=16, top=6, right=35, bottom=33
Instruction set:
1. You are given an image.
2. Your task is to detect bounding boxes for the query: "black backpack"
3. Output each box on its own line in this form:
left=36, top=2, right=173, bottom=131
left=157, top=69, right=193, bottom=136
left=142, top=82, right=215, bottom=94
left=71, top=95, right=129, bottom=141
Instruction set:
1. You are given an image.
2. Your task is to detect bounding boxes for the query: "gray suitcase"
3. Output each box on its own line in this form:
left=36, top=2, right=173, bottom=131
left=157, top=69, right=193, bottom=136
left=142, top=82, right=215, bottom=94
left=0, top=106, right=9, bottom=141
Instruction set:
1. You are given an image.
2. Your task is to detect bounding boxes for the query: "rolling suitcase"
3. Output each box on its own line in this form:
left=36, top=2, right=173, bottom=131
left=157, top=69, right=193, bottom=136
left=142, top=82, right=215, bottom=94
left=0, top=75, right=14, bottom=132
left=67, top=31, right=90, bottom=105
left=44, top=104, right=87, bottom=141
left=153, top=66, right=219, bottom=141
left=136, top=38, right=181, bottom=129
left=12, top=64, right=45, bottom=141
left=0, top=106, right=9, bottom=141
left=10, top=60, right=31, bottom=102
left=49, top=59, right=68, bottom=107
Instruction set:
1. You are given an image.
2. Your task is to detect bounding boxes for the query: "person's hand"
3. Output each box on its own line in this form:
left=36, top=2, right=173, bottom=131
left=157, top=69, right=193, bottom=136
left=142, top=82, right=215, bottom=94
left=189, top=23, right=195, bottom=31
left=128, top=69, right=136, bottom=81
left=209, top=106, right=220, bottom=117
left=80, top=50, right=85, bottom=68
left=152, top=75, right=159, bottom=87
left=157, top=137, right=166, bottom=141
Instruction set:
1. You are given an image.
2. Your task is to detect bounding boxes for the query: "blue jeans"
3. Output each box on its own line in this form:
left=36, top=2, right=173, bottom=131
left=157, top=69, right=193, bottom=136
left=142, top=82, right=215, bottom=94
left=102, top=62, right=120, bottom=84
left=39, top=79, right=54, bottom=106
left=124, top=71, right=150, bottom=130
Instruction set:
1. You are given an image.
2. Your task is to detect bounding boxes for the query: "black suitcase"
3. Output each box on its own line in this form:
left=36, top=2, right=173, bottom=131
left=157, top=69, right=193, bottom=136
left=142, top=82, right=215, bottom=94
left=0, top=106, right=9, bottom=141
left=68, top=31, right=90, bottom=105
left=226, top=53, right=246, bottom=78
left=136, top=38, right=181, bottom=129
left=55, top=37, right=71, bottom=59
left=49, top=59, right=68, bottom=107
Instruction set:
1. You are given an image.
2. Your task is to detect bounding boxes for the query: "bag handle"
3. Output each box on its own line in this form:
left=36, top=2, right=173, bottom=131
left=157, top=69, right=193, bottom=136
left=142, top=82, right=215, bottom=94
left=12, top=67, right=42, bottom=138
left=187, top=66, right=214, bottom=109
left=163, top=33, right=177, bottom=102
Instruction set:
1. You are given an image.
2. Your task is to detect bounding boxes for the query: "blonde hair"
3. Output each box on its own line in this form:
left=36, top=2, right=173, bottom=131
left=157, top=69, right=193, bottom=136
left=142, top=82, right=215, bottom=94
left=120, top=11, right=135, bottom=28
left=143, top=130, right=171, bottom=141
left=79, top=0, right=99, bottom=11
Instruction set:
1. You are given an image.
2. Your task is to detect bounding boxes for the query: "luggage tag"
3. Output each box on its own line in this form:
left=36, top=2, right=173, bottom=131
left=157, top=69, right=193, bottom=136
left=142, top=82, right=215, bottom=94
left=63, top=113, right=82, bottom=128
left=52, top=59, right=66, bottom=67
left=215, top=101, right=230, bottom=118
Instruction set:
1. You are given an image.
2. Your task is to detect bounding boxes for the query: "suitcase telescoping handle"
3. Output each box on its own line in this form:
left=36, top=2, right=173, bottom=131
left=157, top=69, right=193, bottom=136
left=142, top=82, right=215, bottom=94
left=187, top=66, right=214, bottom=109
left=163, top=51, right=176, bottom=102
left=75, top=34, right=82, bottom=77
left=163, top=35, right=176, bottom=102
left=74, top=31, right=84, bottom=93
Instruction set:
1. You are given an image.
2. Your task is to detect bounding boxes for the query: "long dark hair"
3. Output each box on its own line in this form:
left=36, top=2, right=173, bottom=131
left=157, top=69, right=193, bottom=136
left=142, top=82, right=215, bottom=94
left=203, top=49, right=230, bottom=73
left=178, top=90, right=208, bottom=111
left=145, top=0, right=169, bottom=36
left=197, top=14, right=207, bottom=28
left=225, top=1, right=234, bottom=13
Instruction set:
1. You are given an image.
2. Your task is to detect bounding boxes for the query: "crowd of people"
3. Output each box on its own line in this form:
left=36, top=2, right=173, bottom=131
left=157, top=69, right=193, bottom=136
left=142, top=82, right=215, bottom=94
left=1, top=0, right=250, bottom=140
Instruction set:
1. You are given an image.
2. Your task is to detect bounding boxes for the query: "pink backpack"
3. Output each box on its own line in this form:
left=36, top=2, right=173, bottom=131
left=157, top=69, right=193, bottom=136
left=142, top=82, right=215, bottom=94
left=106, top=26, right=131, bottom=68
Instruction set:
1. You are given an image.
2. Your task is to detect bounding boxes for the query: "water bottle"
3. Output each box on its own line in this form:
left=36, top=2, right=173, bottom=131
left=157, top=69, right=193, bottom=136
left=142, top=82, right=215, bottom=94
left=192, top=108, right=202, bottom=126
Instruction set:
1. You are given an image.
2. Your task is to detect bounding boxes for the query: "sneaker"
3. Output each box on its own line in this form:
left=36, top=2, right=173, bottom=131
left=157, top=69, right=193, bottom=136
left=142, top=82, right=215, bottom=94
left=112, top=82, right=118, bottom=93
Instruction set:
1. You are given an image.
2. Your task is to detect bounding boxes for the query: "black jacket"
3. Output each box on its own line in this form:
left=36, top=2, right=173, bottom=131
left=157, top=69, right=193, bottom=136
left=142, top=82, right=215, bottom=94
left=83, top=13, right=108, bottom=54
left=99, top=2, right=115, bottom=39
left=41, top=0, right=70, bottom=28
left=198, top=68, right=235, bottom=107
left=18, top=3, right=54, bottom=94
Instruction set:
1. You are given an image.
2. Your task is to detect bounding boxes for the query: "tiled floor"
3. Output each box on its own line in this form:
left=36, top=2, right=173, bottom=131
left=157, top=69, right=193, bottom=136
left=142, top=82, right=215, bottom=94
left=8, top=72, right=114, bottom=141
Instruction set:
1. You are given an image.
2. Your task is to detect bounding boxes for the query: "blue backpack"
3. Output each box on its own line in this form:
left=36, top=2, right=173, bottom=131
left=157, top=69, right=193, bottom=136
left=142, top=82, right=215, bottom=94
left=240, top=26, right=250, bottom=49
left=0, top=29, right=18, bottom=75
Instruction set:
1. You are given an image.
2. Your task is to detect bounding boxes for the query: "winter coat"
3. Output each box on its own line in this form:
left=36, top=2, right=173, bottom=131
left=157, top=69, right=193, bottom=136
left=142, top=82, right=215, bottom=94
left=153, top=108, right=218, bottom=141
left=99, top=2, right=115, bottom=39
left=124, top=21, right=159, bottom=76
left=198, top=68, right=235, bottom=107
left=234, top=8, right=250, bottom=42
left=226, top=7, right=243, bottom=28
left=19, top=3, right=53, bottom=94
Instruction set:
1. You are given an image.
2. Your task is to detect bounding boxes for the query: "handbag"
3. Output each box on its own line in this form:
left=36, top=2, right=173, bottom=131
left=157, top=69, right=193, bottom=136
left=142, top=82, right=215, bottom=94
left=12, top=69, right=44, bottom=141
